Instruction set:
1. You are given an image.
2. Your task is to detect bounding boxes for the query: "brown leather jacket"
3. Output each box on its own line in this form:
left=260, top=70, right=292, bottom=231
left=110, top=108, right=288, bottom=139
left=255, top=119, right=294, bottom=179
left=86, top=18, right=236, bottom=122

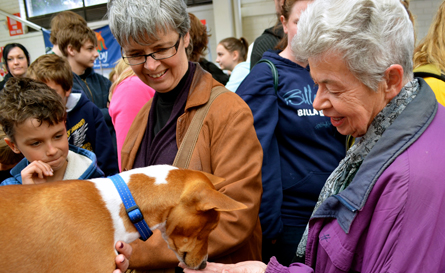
left=121, top=65, right=263, bottom=270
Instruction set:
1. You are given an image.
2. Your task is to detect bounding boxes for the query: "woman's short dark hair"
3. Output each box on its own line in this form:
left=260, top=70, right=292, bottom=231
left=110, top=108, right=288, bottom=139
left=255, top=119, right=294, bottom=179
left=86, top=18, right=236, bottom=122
left=2, top=43, right=30, bottom=74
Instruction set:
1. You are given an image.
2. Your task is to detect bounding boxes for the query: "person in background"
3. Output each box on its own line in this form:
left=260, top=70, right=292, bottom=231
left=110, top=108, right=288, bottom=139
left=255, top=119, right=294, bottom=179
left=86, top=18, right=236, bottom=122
left=107, top=0, right=263, bottom=270
left=180, top=0, right=445, bottom=271
left=400, top=0, right=416, bottom=41
left=187, top=12, right=229, bottom=85
left=108, top=59, right=155, bottom=171
left=413, top=0, right=445, bottom=106
left=0, top=127, right=23, bottom=182
left=46, top=10, right=87, bottom=56
left=216, top=37, right=250, bottom=92
left=236, top=0, right=346, bottom=265
left=249, top=0, right=285, bottom=69
left=27, top=54, right=118, bottom=176
left=0, top=78, right=105, bottom=185
left=0, top=43, right=30, bottom=90
left=108, top=65, right=119, bottom=84
left=57, top=23, right=117, bottom=152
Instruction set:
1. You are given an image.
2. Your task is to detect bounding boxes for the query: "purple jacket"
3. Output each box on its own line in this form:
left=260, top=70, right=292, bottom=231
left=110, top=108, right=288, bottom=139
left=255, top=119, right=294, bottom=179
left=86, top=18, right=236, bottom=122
left=265, top=79, right=445, bottom=273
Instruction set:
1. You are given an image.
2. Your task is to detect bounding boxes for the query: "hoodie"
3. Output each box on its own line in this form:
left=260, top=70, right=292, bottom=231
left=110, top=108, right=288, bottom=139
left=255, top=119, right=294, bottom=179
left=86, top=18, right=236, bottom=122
left=72, top=67, right=116, bottom=149
left=66, top=90, right=118, bottom=176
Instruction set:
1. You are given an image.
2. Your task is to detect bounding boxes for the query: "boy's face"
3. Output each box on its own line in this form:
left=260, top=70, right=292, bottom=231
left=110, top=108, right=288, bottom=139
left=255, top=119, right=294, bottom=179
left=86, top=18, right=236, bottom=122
left=6, top=119, right=69, bottom=173
left=45, top=80, right=71, bottom=105
left=71, top=40, right=99, bottom=70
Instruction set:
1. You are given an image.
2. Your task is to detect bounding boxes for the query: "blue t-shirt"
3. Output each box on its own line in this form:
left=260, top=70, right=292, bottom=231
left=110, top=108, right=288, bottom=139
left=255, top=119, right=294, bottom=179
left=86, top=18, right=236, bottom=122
left=225, top=61, right=250, bottom=92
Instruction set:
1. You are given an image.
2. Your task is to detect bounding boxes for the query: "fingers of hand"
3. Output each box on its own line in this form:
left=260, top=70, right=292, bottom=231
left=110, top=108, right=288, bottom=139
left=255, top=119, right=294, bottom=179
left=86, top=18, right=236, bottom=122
left=21, top=161, right=53, bottom=184
left=33, top=161, right=53, bottom=176
left=115, top=241, right=131, bottom=272
left=23, top=161, right=53, bottom=178
left=115, top=254, right=129, bottom=272
left=115, top=241, right=132, bottom=259
left=181, top=262, right=230, bottom=273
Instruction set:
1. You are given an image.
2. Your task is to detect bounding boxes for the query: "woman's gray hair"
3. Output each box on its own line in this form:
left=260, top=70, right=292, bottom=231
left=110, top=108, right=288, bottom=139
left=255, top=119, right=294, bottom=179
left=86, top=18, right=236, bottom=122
left=107, top=0, right=190, bottom=46
left=292, top=0, right=414, bottom=91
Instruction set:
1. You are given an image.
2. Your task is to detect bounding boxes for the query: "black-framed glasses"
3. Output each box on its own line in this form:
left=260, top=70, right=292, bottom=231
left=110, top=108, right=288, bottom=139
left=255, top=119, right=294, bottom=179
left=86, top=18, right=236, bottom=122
left=121, top=35, right=182, bottom=66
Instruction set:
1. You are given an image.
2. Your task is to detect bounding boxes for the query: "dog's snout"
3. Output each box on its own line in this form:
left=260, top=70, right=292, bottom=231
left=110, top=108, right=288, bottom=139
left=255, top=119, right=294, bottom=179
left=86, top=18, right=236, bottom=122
left=199, top=260, right=207, bottom=270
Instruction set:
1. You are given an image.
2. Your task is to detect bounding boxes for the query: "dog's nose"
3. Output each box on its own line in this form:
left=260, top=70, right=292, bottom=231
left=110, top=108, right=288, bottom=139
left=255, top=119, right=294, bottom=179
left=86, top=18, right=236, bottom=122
left=199, top=260, right=207, bottom=270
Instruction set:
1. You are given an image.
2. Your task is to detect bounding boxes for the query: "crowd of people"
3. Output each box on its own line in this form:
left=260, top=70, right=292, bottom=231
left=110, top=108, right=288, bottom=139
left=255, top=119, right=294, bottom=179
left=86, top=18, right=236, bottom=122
left=1, top=0, right=445, bottom=272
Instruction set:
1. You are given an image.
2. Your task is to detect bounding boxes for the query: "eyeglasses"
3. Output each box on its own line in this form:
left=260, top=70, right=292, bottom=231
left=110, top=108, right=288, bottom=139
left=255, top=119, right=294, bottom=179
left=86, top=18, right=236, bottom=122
left=121, top=35, right=182, bottom=66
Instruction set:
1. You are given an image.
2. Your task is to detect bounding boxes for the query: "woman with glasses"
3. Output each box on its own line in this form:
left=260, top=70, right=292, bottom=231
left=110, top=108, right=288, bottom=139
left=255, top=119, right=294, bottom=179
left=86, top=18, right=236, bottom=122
left=108, top=0, right=263, bottom=271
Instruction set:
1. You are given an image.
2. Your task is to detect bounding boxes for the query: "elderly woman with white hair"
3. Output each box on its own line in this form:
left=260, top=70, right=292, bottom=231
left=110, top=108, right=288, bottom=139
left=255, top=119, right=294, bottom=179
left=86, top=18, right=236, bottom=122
left=179, top=0, right=445, bottom=272
left=107, top=0, right=263, bottom=272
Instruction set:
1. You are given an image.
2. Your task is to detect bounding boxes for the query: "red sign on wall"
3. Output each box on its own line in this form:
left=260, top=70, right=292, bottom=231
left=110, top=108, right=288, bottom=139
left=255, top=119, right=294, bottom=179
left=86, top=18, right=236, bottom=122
left=0, top=47, right=6, bottom=77
left=7, top=13, right=24, bottom=36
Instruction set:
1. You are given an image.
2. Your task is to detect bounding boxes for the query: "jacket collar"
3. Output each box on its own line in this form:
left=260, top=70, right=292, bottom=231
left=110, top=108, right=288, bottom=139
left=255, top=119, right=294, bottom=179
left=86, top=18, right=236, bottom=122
left=313, top=78, right=438, bottom=233
left=9, top=144, right=103, bottom=184
left=184, top=64, right=224, bottom=111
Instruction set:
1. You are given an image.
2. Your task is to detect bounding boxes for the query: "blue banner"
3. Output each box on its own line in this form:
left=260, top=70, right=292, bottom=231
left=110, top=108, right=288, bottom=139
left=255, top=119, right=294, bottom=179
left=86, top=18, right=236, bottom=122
left=41, top=25, right=121, bottom=69
left=42, top=29, right=52, bottom=53
left=93, top=25, right=121, bottom=69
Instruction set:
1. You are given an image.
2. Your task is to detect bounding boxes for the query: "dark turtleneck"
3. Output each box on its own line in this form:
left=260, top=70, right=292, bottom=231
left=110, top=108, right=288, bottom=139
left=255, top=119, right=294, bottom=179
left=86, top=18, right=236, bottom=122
left=133, top=62, right=197, bottom=168
left=153, top=66, right=190, bottom=136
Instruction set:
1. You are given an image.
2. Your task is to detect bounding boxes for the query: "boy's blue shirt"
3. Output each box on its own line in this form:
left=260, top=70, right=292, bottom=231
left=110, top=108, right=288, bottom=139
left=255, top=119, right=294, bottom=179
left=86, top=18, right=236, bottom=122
left=66, top=90, right=118, bottom=176
left=0, top=144, right=104, bottom=185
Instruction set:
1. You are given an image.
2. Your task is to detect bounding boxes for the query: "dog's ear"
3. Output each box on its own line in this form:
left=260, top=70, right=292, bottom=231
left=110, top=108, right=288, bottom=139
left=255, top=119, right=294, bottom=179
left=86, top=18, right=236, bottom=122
left=199, top=171, right=225, bottom=185
left=196, top=189, right=247, bottom=212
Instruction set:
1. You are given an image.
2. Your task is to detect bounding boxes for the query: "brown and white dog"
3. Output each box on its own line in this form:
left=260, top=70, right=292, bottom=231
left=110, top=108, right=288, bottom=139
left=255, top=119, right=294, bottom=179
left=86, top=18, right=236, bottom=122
left=0, top=165, right=246, bottom=272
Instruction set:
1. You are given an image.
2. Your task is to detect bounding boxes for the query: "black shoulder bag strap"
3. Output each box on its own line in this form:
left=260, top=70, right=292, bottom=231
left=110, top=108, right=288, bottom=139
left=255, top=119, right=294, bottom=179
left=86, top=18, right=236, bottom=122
left=256, top=59, right=279, bottom=94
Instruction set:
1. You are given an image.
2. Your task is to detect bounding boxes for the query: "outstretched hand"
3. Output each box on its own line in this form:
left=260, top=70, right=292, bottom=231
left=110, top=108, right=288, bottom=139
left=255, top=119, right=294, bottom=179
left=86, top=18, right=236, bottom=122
left=179, top=261, right=267, bottom=273
left=113, top=241, right=132, bottom=273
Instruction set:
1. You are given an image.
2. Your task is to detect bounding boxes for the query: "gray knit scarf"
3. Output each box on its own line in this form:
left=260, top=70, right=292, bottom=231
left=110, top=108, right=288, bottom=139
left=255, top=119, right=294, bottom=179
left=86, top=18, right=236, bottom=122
left=296, top=79, right=420, bottom=259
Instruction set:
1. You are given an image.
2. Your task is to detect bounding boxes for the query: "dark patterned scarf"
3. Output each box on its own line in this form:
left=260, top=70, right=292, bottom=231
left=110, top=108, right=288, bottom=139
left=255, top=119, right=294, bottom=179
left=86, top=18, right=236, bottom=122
left=296, top=79, right=420, bottom=258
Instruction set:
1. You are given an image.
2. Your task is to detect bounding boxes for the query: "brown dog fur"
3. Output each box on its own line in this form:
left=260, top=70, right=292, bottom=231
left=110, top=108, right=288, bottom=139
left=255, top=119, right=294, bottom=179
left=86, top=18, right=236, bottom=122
left=0, top=167, right=246, bottom=272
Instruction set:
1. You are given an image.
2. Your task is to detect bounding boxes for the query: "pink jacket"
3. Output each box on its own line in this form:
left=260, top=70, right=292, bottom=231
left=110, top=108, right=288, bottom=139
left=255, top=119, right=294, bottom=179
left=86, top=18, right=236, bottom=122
left=109, top=75, right=155, bottom=171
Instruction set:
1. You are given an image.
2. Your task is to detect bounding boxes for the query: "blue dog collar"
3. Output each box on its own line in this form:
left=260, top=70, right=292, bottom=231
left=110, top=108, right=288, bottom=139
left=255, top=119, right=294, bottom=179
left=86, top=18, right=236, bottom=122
left=109, top=174, right=153, bottom=241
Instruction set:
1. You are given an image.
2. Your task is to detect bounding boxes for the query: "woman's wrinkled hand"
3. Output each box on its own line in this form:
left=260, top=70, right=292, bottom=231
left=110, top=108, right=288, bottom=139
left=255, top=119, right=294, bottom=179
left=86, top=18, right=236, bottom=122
left=179, top=261, right=267, bottom=273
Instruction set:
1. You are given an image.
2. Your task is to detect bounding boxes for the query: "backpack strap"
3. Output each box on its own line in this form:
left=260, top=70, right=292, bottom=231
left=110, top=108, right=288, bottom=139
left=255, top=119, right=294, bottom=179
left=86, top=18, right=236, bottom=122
left=256, top=58, right=279, bottom=94
left=413, top=71, right=445, bottom=82
left=173, top=86, right=228, bottom=169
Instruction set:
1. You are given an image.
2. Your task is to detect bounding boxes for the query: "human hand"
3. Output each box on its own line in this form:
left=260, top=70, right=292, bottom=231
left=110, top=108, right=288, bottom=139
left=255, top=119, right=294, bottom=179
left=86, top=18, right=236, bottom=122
left=179, top=261, right=267, bottom=273
left=21, top=160, right=53, bottom=185
left=113, top=241, right=132, bottom=273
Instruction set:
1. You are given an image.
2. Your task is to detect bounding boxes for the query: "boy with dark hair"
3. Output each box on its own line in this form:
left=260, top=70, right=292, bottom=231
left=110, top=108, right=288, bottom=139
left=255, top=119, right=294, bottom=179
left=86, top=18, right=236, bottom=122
left=57, top=23, right=116, bottom=150
left=27, top=54, right=118, bottom=176
left=0, top=77, right=104, bottom=185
